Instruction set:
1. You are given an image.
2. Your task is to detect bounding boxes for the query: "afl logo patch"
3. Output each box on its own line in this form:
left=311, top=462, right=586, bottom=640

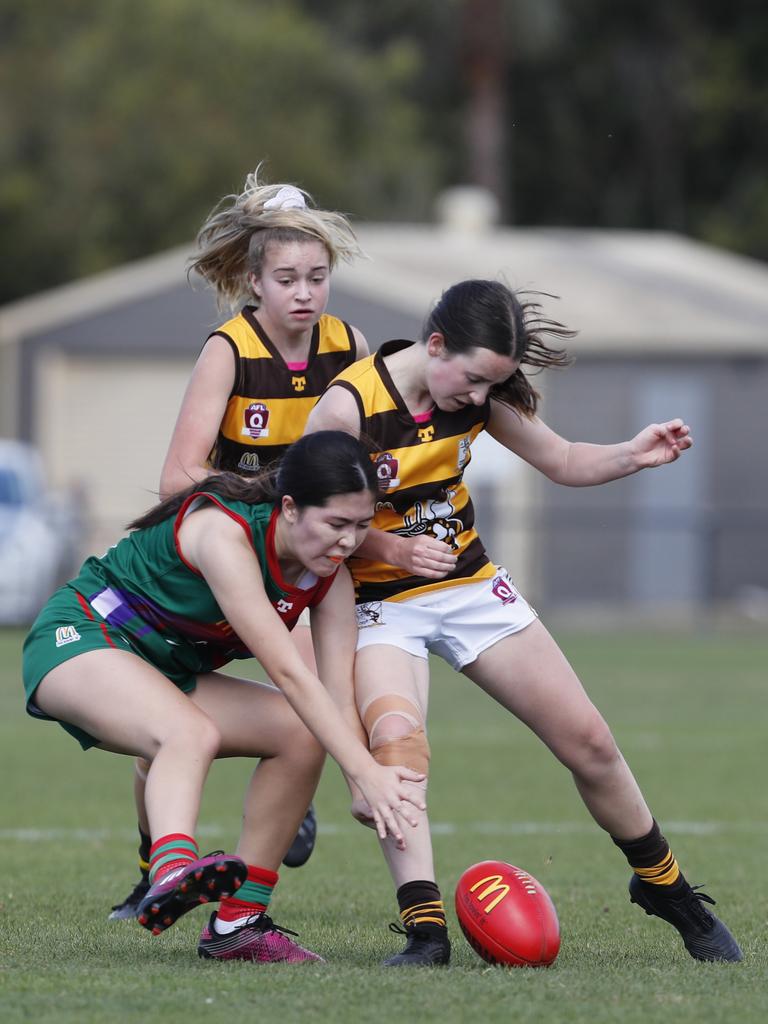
left=374, top=452, right=400, bottom=491
left=242, top=402, right=270, bottom=439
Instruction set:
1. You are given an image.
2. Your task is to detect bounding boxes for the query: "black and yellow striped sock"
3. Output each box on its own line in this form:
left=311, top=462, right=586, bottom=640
left=396, top=880, right=447, bottom=931
left=612, top=819, right=686, bottom=891
left=138, top=826, right=151, bottom=883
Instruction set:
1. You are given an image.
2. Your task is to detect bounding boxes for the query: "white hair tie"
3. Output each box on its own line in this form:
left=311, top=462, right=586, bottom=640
left=264, top=185, right=306, bottom=211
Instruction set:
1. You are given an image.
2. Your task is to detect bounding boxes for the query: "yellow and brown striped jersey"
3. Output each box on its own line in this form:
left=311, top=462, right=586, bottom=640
left=330, top=340, right=496, bottom=603
left=211, top=308, right=357, bottom=473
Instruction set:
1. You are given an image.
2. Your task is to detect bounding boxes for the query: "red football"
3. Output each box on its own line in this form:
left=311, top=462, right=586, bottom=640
left=455, top=860, right=560, bottom=967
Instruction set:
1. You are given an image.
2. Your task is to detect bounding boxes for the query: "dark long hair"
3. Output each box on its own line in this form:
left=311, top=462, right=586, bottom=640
left=425, top=279, right=575, bottom=416
left=128, top=430, right=379, bottom=531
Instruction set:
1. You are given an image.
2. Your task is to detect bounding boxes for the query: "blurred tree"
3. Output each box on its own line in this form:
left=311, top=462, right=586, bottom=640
left=506, top=0, right=768, bottom=255
left=303, top=0, right=768, bottom=261
left=1, top=0, right=766, bottom=303
left=0, top=0, right=439, bottom=302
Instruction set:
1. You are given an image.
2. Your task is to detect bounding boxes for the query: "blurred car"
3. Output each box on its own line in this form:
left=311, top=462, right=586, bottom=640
left=0, top=440, right=85, bottom=626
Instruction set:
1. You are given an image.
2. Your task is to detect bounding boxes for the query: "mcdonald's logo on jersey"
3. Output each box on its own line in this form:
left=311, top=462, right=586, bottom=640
left=55, top=625, right=82, bottom=648
left=291, top=375, right=307, bottom=392
left=417, top=424, right=435, bottom=443
left=469, top=874, right=511, bottom=914
left=237, top=451, right=260, bottom=472
left=242, top=402, right=270, bottom=438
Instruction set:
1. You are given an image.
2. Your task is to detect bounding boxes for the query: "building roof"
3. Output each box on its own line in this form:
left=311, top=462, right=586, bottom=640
left=336, top=224, right=768, bottom=354
left=2, top=227, right=767, bottom=355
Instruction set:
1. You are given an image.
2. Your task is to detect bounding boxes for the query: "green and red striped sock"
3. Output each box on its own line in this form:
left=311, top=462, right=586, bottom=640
left=214, top=865, right=278, bottom=932
left=148, top=833, right=199, bottom=884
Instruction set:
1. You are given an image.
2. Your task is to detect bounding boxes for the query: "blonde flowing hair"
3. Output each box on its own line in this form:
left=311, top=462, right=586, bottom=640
left=189, top=165, right=365, bottom=311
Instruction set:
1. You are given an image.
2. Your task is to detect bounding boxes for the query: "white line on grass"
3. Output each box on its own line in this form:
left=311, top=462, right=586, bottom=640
left=1, top=820, right=766, bottom=842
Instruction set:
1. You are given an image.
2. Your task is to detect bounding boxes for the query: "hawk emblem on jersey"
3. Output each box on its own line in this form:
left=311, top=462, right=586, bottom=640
left=491, top=573, right=518, bottom=605
left=242, top=402, right=270, bottom=438
left=398, top=489, right=463, bottom=551
left=417, top=424, right=435, bottom=444
left=374, top=452, right=400, bottom=492
left=291, top=375, right=307, bottom=392
left=458, top=435, right=472, bottom=472
left=276, top=598, right=294, bottom=615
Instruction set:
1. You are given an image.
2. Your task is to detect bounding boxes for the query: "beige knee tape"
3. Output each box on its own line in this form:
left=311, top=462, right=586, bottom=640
left=370, top=728, right=431, bottom=775
left=361, top=694, right=422, bottom=738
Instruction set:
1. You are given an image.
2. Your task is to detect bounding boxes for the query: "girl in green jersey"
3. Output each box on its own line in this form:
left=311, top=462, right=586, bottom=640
left=23, top=431, right=425, bottom=964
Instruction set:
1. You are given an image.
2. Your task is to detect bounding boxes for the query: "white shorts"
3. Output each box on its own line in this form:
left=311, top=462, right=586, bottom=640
left=354, top=567, right=537, bottom=671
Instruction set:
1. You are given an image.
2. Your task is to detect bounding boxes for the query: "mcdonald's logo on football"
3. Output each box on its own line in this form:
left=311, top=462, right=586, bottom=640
left=469, top=874, right=510, bottom=914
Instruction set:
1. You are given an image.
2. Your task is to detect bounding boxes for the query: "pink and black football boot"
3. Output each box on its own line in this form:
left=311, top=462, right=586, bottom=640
left=137, top=852, right=247, bottom=935
left=198, top=911, right=324, bottom=963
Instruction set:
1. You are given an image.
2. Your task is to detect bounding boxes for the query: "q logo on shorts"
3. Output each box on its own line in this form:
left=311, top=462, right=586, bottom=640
left=242, top=402, right=270, bottom=439
left=491, top=574, right=518, bottom=605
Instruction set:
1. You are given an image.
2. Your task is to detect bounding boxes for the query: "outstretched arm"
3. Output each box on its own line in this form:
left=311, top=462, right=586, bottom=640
left=159, top=335, right=235, bottom=498
left=310, top=570, right=376, bottom=826
left=309, top=566, right=366, bottom=750
left=487, top=400, right=693, bottom=487
left=180, top=508, right=425, bottom=846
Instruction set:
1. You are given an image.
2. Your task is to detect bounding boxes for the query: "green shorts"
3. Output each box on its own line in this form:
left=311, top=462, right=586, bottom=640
left=22, top=585, right=196, bottom=750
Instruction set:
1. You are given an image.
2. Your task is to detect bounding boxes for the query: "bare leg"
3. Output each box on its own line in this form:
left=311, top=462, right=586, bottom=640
left=354, top=645, right=435, bottom=886
left=130, top=624, right=317, bottom=848
left=35, top=649, right=221, bottom=840
left=191, top=672, right=325, bottom=870
left=133, top=758, right=150, bottom=834
left=462, top=618, right=653, bottom=840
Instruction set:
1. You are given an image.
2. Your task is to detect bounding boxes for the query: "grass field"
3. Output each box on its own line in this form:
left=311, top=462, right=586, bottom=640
left=1, top=624, right=766, bottom=1023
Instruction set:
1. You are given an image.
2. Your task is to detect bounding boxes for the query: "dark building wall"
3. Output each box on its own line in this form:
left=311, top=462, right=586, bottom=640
left=328, top=288, right=423, bottom=349
left=533, top=354, right=768, bottom=607
left=18, top=282, right=422, bottom=439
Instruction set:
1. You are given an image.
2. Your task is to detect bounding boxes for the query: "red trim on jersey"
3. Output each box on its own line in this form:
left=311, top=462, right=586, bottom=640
left=76, top=590, right=116, bottom=647
left=172, top=495, right=337, bottom=615
left=173, top=492, right=255, bottom=575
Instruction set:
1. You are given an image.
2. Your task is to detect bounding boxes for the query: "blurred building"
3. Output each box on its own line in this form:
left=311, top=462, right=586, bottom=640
left=1, top=219, right=767, bottom=615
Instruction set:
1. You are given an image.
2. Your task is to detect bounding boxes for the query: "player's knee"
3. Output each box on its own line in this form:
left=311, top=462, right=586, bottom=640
left=569, top=715, right=620, bottom=777
left=371, top=726, right=431, bottom=776
left=188, top=713, right=222, bottom=760
left=284, top=714, right=325, bottom=771
left=362, top=694, right=430, bottom=776
left=158, top=708, right=221, bottom=762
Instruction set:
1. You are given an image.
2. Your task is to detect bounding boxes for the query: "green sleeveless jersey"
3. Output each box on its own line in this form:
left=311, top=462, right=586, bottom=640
left=69, top=493, right=335, bottom=683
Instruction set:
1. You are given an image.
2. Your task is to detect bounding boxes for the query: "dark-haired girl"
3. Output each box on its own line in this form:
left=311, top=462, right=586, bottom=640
left=306, top=279, right=741, bottom=967
left=112, top=167, right=369, bottom=917
left=22, top=432, right=425, bottom=964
